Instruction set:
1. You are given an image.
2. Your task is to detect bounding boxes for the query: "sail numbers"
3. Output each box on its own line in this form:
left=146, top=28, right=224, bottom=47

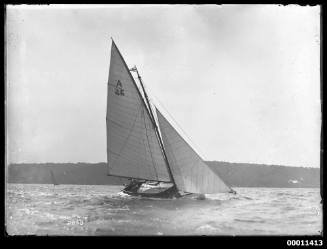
left=115, top=80, right=125, bottom=96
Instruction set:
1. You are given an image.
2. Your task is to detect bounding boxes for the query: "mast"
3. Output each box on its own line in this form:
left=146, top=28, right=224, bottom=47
left=107, top=39, right=232, bottom=195
left=130, top=66, right=177, bottom=187
left=109, top=39, right=175, bottom=185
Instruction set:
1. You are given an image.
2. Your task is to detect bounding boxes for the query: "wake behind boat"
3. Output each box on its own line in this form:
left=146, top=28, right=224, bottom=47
left=106, top=39, right=236, bottom=199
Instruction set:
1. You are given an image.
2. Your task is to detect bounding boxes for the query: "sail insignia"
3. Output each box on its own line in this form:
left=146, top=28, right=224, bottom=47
left=106, top=41, right=171, bottom=182
left=114, top=80, right=125, bottom=96
left=106, top=39, right=233, bottom=196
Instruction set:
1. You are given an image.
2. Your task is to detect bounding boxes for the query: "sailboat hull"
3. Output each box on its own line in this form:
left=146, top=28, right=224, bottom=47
left=122, top=183, right=182, bottom=199
left=106, top=40, right=234, bottom=197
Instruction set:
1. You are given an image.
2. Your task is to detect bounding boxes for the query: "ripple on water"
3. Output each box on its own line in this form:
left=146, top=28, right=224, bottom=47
left=234, top=218, right=266, bottom=224
left=35, top=221, right=56, bottom=226
left=195, top=224, right=217, bottom=234
left=6, top=185, right=322, bottom=235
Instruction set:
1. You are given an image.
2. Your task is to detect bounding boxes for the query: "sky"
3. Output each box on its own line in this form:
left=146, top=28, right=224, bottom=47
left=6, top=4, right=321, bottom=167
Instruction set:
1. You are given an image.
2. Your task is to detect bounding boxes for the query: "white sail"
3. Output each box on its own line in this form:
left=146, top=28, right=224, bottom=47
left=106, top=41, right=171, bottom=182
left=50, top=170, right=58, bottom=186
left=156, top=109, right=231, bottom=194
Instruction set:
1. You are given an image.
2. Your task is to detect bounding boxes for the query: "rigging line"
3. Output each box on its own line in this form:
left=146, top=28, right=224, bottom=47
left=161, top=132, right=186, bottom=190
left=142, top=106, right=159, bottom=180
left=130, top=67, right=176, bottom=185
left=150, top=92, right=206, bottom=159
left=140, top=109, right=153, bottom=180
left=130, top=70, right=154, bottom=127
left=108, top=103, right=142, bottom=168
left=111, top=41, right=156, bottom=132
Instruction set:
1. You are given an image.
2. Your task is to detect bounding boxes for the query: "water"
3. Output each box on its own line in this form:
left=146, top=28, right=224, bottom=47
left=6, top=184, right=322, bottom=236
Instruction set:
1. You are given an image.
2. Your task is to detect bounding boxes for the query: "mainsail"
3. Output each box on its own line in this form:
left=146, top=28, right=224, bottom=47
left=106, top=40, right=233, bottom=196
left=106, top=41, right=171, bottom=182
left=156, top=109, right=231, bottom=194
left=50, top=170, right=58, bottom=186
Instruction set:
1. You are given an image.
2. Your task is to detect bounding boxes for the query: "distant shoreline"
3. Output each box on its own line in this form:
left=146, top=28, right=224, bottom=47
left=7, top=162, right=320, bottom=188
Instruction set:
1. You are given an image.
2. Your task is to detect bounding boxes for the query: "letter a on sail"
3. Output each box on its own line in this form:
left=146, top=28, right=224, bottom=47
left=106, top=41, right=171, bottom=182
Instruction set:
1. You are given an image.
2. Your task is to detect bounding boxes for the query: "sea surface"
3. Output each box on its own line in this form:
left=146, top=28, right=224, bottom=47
left=6, top=184, right=322, bottom=236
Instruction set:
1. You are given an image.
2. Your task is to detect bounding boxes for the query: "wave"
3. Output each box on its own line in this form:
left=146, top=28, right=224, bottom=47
left=6, top=184, right=322, bottom=236
left=234, top=218, right=266, bottom=224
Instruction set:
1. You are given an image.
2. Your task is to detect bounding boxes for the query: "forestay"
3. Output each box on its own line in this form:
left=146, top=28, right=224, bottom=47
left=106, top=42, right=171, bottom=182
left=156, top=109, right=231, bottom=194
